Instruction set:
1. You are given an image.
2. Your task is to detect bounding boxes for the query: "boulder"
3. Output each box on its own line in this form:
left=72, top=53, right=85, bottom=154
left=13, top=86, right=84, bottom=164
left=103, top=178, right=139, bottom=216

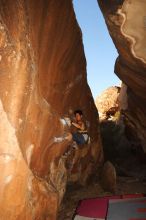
left=101, top=161, right=117, bottom=193
left=95, top=86, right=120, bottom=120
left=0, top=1, right=103, bottom=219
left=98, top=0, right=146, bottom=152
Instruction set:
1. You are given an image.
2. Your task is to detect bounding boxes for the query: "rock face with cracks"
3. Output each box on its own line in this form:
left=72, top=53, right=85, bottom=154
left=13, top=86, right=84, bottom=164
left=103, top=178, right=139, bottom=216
left=98, top=0, right=146, bottom=152
left=95, top=86, right=120, bottom=120
left=0, top=1, right=103, bottom=219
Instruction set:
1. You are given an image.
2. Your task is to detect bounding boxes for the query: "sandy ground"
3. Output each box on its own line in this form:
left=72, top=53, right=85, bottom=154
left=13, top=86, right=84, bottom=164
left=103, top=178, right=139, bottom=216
left=58, top=176, right=146, bottom=220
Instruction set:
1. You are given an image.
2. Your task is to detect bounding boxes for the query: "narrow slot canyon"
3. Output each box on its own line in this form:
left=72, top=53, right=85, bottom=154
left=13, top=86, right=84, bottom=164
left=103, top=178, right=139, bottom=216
left=0, top=1, right=146, bottom=220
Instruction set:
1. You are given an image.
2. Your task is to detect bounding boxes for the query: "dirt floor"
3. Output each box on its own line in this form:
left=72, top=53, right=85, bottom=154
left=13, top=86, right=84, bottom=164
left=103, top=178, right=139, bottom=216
left=58, top=120, right=146, bottom=219
left=58, top=176, right=146, bottom=220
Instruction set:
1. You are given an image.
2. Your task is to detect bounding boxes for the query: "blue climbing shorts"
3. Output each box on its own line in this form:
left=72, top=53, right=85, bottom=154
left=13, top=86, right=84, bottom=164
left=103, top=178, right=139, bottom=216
left=72, top=132, right=87, bottom=145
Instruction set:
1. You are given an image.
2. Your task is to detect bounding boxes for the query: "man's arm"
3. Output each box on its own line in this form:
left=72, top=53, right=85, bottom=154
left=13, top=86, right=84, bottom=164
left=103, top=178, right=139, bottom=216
left=71, top=122, right=85, bottom=130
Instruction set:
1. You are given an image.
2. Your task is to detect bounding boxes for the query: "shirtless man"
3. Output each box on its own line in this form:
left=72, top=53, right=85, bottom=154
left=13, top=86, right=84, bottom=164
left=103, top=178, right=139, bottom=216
left=54, top=110, right=88, bottom=145
left=71, top=110, right=88, bottom=145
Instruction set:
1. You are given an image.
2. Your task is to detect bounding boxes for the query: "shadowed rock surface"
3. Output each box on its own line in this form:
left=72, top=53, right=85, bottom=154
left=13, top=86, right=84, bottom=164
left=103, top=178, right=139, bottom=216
left=101, top=161, right=116, bottom=193
left=98, top=0, right=146, bottom=152
left=0, top=1, right=103, bottom=219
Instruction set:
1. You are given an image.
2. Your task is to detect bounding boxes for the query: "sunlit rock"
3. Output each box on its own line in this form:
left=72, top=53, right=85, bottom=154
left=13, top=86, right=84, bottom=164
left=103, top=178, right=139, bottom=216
left=95, top=86, right=120, bottom=121
left=0, top=0, right=102, bottom=219
left=98, top=0, right=146, bottom=152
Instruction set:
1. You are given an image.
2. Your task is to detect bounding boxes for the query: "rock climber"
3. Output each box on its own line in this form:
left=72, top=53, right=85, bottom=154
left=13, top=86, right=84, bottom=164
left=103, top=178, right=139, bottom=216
left=70, top=109, right=89, bottom=145
left=54, top=110, right=89, bottom=145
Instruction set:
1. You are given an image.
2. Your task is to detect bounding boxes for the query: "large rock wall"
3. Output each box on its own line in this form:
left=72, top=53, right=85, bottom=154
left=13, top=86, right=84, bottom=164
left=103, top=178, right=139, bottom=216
left=0, top=1, right=102, bottom=219
left=98, top=0, right=146, bottom=152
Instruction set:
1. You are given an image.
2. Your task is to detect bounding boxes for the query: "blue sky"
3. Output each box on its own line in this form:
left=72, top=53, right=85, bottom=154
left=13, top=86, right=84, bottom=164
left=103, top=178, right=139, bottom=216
left=73, top=0, right=120, bottom=99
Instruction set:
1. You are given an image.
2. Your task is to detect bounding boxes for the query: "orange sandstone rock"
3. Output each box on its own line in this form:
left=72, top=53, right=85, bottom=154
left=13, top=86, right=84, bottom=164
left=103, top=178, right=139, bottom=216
left=98, top=0, right=146, bottom=152
left=0, top=0, right=102, bottom=219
